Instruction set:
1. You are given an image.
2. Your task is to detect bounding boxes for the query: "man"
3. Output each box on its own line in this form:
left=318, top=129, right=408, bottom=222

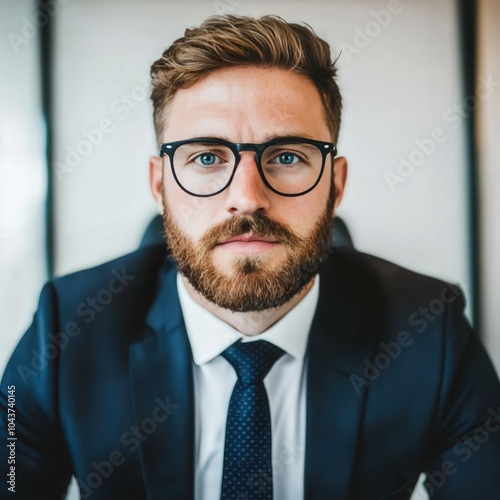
left=1, top=14, right=500, bottom=500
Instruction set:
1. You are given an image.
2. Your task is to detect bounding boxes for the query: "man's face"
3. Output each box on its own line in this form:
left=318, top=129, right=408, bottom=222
left=150, top=66, right=347, bottom=312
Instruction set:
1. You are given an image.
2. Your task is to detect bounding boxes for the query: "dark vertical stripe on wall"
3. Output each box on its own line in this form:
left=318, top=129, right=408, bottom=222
left=39, top=0, right=54, bottom=278
left=458, top=0, right=481, bottom=335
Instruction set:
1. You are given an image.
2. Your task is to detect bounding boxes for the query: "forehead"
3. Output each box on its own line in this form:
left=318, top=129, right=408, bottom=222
left=162, top=66, right=330, bottom=143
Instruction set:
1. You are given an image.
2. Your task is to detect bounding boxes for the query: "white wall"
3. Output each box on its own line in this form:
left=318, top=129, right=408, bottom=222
left=478, top=0, right=500, bottom=375
left=0, top=0, right=47, bottom=372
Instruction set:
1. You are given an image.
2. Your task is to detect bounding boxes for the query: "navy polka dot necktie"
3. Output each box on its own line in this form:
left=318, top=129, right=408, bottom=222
left=220, top=339, right=285, bottom=500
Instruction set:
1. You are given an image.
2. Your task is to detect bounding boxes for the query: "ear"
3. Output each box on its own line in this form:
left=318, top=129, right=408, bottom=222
left=332, top=156, right=348, bottom=209
left=149, top=155, right=164, bottom=212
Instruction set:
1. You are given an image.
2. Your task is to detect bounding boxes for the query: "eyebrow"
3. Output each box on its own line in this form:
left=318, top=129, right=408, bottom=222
left=185, top=132, right=318, bottom=143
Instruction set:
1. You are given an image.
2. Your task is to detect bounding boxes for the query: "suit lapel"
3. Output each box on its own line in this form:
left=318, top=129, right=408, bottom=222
left=129, top=261, right=195, bottom=499
left=304, top=251, right=381, bottom=499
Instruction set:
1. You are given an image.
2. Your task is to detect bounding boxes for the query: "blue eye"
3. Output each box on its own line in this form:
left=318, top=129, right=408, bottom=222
left=197, top=153, right=218, bottom=166
left=273, top=152, right=300, bottom=165
left=277, top=153, right=298, bottom=164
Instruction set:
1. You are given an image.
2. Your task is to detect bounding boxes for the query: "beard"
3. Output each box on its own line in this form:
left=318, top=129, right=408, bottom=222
left=161, top=186, right=335, bottom=313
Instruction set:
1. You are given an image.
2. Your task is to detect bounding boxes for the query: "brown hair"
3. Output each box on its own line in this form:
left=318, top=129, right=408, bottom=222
left=150, top=15, right=342, bottom=145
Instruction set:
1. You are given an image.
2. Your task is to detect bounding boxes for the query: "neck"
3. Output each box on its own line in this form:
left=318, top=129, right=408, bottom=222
left=180, top=275, right=315, bottom=336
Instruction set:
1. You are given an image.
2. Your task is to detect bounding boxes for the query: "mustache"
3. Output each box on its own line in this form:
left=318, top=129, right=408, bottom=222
left=200, top=212, right=301, bottom=249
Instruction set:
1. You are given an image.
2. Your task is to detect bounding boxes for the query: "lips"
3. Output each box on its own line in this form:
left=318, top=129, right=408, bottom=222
left=217, top=234, right=279, bottom=245
left=214, top=234, right=281, bottom=254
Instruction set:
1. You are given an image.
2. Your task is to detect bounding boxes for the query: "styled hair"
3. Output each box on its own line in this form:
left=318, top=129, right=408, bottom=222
left=150, top=15, right=342, bottom=145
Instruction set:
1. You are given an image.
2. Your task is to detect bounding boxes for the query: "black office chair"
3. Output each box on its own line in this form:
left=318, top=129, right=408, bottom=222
left=332, top=217, right=354, bottom=248
left=140, top=214, right=166, bottom=248
left=140, top=214, right=354, bottom=249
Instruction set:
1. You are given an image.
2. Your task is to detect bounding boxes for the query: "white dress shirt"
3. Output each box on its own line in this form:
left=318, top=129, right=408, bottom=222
left=176, top=272, right=320, bottom=500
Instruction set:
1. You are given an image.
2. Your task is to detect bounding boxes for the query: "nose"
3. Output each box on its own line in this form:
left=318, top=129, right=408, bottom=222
left=223, top=152, right=271, bottom=215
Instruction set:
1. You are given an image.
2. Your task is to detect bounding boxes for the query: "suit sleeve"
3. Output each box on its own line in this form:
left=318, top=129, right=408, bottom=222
left=422, top=292, right=500, bottom=498
left=0, top=282, right=72, bottom=499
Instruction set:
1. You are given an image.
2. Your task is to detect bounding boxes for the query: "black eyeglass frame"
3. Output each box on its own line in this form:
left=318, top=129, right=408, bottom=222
left=159, top=136, right=337, bottom=198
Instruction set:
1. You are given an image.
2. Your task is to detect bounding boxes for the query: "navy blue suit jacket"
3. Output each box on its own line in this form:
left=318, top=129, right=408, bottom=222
left=1, top=244, right=500, bottom=499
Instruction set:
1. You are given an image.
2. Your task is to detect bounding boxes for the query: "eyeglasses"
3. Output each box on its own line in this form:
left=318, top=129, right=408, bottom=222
left=159, top=136, right=336, bottom=197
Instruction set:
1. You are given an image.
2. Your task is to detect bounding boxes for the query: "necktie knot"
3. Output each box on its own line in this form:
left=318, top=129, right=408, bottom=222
left=222, top=340, right=285, bottom=386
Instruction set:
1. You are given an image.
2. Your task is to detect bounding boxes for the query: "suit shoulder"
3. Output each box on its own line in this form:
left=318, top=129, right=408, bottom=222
left=327, top=247, right=465, bottom=309
left=33, top=244, right=173, bottom=347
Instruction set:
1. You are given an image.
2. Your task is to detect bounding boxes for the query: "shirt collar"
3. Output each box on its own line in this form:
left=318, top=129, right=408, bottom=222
left=177, top=272, right=319, bottom=365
